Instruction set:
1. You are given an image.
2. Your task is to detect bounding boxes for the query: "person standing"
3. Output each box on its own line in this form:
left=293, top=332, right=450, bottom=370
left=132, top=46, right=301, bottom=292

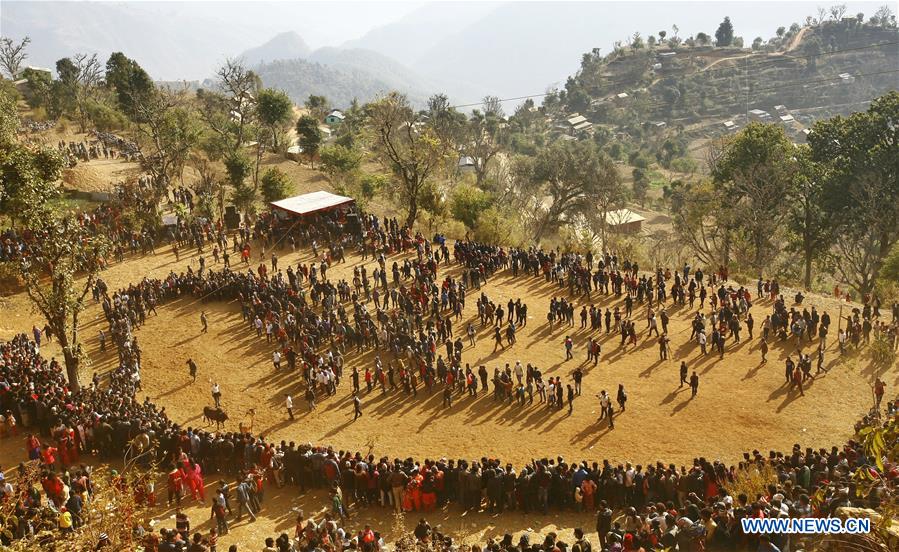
left=187, top=359, right=198, bottom=382
left=211, top=382, right=221, bottom=409
left=874, top=378, right=886, bottom=410
left=689, top=371, right=699, bottom=398
left=679, top=361, right=688, bottom=387
left=760, top=338, right=769, bottom=363
left=285, top=394, right=294, bottom=421
left=617, top=384, right=627, bottom=412
left=564, top=336, right=574, bottom=360
left=200, top=311, right=209, bottom=334
left=353, top=392, right=363, bottom=421
left=272, top=350, right=281, bottom=371
left=567, top=384, right=575, bottom=415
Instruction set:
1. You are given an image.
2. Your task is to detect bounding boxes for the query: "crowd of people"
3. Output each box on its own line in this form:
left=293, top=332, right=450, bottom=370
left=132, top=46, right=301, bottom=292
left=1, top=210, right=898, bottom=550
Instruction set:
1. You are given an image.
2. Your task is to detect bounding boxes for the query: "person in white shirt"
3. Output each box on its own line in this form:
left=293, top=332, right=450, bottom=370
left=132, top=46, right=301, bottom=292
left=272, top=351, right=281, bottom=371
left=285, top=394, right=294, bottom=420
left=211, top=382, right=221, bottom=408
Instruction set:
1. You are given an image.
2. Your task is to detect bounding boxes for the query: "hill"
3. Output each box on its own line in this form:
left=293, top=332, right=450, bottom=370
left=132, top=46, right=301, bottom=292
left=253, top=57, right=431, bottom=108
left=239, top=31, right=311, bottom=67
left=538, top=21, right=898, bottom=157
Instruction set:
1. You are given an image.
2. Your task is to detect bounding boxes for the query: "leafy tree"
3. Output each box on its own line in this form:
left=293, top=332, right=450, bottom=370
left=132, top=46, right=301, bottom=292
left=808, top=92, right=899, bottom=295
left=776, top=26, right=786, bottom=38
left=260, top=167, right=292, bottom=202
left=256, top=88, right=293, bottom=148
left=880, top=242, right=899, bottom=285
left=225, top=150, right=253, bottom=188
left=0, top=36, right=30, bottom=78
left=305, top=94, right=330, bottom=120
left=0, top=90, right=65, bottom=224
left=715, top=16, right=735, bottom=46
left=20, top=67, right=53, bottom=110
left=365, top=92, right=448, bottom=228
left=752, top=37, right=764, bottom=50
left=296, top=114, right=323, bottom=167
left=19, top=203, right=110, bottom=392
left=632, top=167, right=650, bottom=207
left=105, top=52, right=155, bottom=121
left=711, top=123, right=796, bottom=273
left=450, top=184, right=492, bottom=228
left=786, top=145, right=831, bottom=290
left=518, top=140, right=623, bottom=243
left=319, top=144, right=362, bottom=188
left=695, top=32, right=710, bottom=46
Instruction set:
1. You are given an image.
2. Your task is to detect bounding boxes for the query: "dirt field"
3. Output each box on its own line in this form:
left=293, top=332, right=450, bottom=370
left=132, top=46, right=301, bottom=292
left=2, top=239, right=894, bottom=549
left=1, top=231, right=894, bottom=548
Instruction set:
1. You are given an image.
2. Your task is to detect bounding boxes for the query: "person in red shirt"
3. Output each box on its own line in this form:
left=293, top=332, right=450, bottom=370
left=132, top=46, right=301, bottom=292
left=168, top=465, right=184, bottom=507
left=41, top=443, right=58, bottom=470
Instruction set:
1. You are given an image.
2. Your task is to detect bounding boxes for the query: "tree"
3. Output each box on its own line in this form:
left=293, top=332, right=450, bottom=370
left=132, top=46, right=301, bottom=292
left=0, top=90, right=65, bottom=225
left=319, top=144, right=362, bottom=189
left=786, top=145, right=831, bottom=290
left=0, top=36, right=30, bottom=78
left=695, top=32, right=710, bottom=46
left=830, top=4, right=847, bottom=21
left=632, top=167, right=650, bottom=207
left=260, top=167, right=292, bottom=202
left=518, top=140, right=623, bottom=244
left=776, top=26, right=786, bottom=38
left=256, top=88, right=293, bottom=148
left=104, top=52, right=155, bottom=121
left=225, top=150, right=256, bottom=213
left=808, top=92, right=899, bottom=295
left=296, top=115, right=322, bottom=168
left=711, top=123, right=796, bottom=274
left=482, top=95, right=504, bottom=119
left=752, top=37, right=764, bottom=50
left=630, top=32, right=644, bottom=52
left=19, top=205, right=110, bottom=392
left=215, top=59, right=259, bottom=148
left=134, top=89, right=201, bottom=197
left=659, top=30, right=667, bottom=40
left=715, top=16, right=735, bottom=46
left=305, top=95, right=330, bottom=120
left=366, top=92, right=447, bottom=228
left=463, top=110, right=504, bottom=187
left=450, top=184, right=492, bottom=228
left=872, top=5, right=895, bottom=27
left=54, top=53, right=104, bottom=131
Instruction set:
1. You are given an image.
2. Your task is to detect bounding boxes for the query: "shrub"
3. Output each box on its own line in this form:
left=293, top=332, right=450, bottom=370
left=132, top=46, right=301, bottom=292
left=260, top=167, right=292, bottom=202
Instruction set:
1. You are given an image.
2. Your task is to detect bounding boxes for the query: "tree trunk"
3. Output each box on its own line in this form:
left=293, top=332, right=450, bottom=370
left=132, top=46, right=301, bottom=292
left=56, top=330, right=81, bottom=393
left=405, top=197, right=418, bottom=230
left=804, top=250, right=813, bottom=291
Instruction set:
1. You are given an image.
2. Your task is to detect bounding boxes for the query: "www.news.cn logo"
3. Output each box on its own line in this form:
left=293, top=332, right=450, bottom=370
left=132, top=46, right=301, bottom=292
left=741, top=517, right=871, bottom=534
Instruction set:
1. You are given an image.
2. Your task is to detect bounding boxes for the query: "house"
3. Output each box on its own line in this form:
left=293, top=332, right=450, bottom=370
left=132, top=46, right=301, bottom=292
left=774, top=105, right=789, bottom=115
left=567, top=114, right=588, bottom=126
left=838, top=73, right=855, bottom=83
left=779, top=114, right=795, bottom=124
left=650, top=121, right=667, bottom=130
left=286, top=145, right=304, bottom=161
left=573, top=121, right=594, bottom=132
left=605, top=209, right=646, bottom=234
left=615, top=92, right=629, bottom=101
left=748, top=109, right=771, bottom=122
left=458, top=156, right=476, bottom=172
left=723, top=120, right=738, bottom=131
left=324, top=110, right=345, bottom=125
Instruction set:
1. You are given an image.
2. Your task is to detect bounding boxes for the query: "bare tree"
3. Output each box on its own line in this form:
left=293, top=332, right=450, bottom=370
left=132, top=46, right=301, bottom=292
left=0, top=36, right=30, bottom=78
left=830, top=4, right=848, bottom=21
left=216, top=58, right=259, bottom=148
left=817, top=6, right=829, bottom=25
left=482, top=95, right=504, bottom=118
